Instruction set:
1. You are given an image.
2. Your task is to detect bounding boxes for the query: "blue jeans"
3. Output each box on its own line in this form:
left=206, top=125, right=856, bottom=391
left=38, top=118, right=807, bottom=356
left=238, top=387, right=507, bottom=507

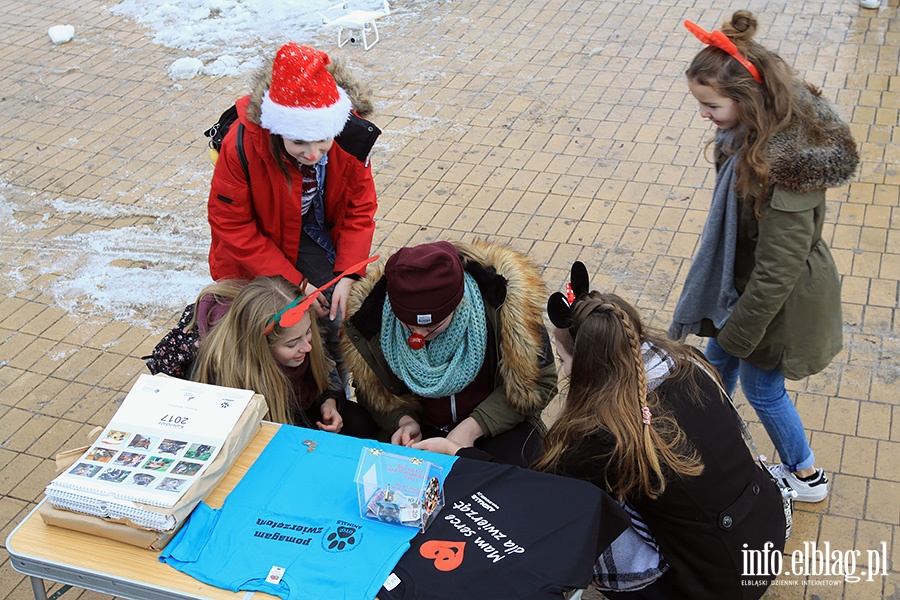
left=705, top=338, right=815, bottom=472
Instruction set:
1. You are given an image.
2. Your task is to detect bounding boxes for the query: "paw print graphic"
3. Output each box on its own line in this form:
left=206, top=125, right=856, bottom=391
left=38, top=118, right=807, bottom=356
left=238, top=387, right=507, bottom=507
left=326, top=526, right=358, bottom=550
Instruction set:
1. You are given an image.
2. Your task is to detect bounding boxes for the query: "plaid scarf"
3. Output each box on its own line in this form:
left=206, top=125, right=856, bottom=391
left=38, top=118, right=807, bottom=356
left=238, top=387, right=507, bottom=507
left=300, top=164, right=317, bottom=215
left=642, top=341, right=675, bottom=391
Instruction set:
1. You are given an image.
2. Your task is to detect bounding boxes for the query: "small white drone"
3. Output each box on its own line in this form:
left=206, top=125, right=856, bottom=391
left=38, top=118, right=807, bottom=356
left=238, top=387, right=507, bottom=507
left=319, top=0, right=391, bottom=50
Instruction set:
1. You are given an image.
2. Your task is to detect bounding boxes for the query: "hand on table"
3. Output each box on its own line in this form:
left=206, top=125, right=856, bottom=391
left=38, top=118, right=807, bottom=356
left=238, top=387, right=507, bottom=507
left=391, top=416, right=422, bottom=447
left=413, top=437, right=462, bottom=456
left=445, top=417, right=483, bottom=448
left=317, top=398, right=343, bottom=433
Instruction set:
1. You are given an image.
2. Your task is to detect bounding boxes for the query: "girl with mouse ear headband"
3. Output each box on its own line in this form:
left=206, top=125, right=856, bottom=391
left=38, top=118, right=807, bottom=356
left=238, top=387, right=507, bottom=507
left=540, top=260, right=787, bottom=599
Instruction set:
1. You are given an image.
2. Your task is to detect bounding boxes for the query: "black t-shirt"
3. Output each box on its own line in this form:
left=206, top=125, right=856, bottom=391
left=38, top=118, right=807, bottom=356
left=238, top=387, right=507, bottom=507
left=379, top=456, right=629, bottom=600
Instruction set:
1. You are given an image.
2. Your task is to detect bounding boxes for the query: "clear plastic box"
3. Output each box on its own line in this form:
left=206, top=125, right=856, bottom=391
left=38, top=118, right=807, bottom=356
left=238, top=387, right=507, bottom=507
left=354, top=447, right=445, bottom=532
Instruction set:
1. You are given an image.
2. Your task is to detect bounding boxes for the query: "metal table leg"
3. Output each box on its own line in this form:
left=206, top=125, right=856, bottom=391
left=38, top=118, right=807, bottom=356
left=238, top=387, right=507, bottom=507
left=29, top=576, right=48, bottom=600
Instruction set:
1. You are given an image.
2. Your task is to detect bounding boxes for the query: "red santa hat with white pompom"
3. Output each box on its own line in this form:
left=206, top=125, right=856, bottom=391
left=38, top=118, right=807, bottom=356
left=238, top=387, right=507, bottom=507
left=260, top=43, right=352, bottom=142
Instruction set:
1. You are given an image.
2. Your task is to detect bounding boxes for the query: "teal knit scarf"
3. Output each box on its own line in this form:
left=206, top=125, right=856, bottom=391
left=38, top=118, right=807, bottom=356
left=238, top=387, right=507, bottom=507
left=381, top=272, right=487, bottom=398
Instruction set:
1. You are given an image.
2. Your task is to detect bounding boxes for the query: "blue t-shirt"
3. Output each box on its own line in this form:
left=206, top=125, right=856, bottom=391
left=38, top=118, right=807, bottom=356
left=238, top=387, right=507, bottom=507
left=160, top=426, right=457, bottom=600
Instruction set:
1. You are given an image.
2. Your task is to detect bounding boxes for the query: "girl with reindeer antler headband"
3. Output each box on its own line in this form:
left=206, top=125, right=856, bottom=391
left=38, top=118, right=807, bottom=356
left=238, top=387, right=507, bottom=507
left=671, top=11, right=858, bottom=504
left=191, top=258, right=379, bottom=437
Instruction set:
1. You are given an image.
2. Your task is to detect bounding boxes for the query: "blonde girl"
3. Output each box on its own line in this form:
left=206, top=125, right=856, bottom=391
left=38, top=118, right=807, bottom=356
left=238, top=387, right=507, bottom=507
left=193, top=276, right=375, bottom=436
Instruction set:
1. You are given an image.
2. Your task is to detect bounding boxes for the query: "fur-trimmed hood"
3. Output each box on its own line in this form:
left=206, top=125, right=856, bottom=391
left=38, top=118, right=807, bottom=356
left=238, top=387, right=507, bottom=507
left=245, top=53, right=374, bottom=126
left=342, top=240, right=551, bottom=419
left=767, top=84, right=858, bottom=193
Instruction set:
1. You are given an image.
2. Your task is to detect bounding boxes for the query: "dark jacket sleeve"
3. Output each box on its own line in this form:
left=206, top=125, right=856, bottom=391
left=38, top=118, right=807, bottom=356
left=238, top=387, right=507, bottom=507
left=456, top=446, right=498, bottom=462
left=471, top=360, right=557, bottom=436
left=327, top=144, right=378, bottom=277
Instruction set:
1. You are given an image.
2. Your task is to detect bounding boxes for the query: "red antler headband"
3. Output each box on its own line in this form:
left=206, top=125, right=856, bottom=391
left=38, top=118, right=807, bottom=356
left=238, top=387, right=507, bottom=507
left=684, top=20, right=763, bottom=85
left=263, top=255, right=380, bottom=335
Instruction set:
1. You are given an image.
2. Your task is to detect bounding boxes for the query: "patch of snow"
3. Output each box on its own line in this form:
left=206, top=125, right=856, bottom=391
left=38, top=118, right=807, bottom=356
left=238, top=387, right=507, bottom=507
left=109, top=0, right=392, bottom=77
left=48, top=25, right=75, bottom=44
left=1, top=186, right=212, bottom=326
left=168, top=57, right=205, bottom=80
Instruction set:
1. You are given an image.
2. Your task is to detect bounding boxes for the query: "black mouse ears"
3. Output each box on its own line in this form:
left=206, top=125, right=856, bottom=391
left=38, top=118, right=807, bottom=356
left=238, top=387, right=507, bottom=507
left=547, top=261, right=589, bottom=329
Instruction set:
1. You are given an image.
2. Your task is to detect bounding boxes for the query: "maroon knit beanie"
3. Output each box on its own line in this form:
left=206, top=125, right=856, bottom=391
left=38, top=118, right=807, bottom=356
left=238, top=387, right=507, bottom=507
left=385, top=241, right=464, bottom=326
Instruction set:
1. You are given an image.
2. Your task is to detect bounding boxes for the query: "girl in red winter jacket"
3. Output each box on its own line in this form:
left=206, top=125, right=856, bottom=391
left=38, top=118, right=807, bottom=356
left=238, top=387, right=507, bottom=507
left=208, top=43, right=380, bottom=374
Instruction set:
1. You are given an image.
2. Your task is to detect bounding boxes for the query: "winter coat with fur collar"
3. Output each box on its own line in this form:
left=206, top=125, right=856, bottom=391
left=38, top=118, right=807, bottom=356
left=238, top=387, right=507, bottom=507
left=208, top=57, right=379, bottom=285
left=341, top=240, right=558, bottom=436
left=711, top=85, right=858, bottom=379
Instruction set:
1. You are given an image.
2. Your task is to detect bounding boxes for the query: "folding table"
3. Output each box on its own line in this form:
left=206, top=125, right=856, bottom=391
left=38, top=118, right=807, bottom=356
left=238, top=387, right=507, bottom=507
left=7, top=423, right=281, bottom=600
left=8, top=422, right=603, bottom=600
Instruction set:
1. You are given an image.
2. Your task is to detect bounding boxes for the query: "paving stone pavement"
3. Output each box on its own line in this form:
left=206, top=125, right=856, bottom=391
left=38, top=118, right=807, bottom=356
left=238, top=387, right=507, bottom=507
left=1, top=0, right=898, bottom=598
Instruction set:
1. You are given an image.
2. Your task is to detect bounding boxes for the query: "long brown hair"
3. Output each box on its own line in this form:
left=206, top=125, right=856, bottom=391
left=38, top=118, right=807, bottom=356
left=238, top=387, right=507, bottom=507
left=534, top=292, right=704, bottom=500
left=685, top=10, right=824, bottom=216
left=268, top=133, right=295, bottom=188
left=192, top=276, right=333, bottom=425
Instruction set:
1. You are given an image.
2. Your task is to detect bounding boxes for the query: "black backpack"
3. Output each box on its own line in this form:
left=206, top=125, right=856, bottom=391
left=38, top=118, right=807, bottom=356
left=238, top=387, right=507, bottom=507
left=204, top=104, right=250, bottom=183
left=143, top=303, right=202, bottom=380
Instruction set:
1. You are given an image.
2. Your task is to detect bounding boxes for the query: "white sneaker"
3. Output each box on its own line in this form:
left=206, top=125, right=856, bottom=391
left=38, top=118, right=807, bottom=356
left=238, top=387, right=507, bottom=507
left=768, top=464, right=829, bottom=503
left=860, top=0, right=880, bottom=8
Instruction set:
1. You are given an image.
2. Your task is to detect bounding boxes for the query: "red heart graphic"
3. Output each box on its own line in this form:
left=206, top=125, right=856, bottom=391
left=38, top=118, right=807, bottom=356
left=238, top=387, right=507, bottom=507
left=419, top=540, right=466, bottom=571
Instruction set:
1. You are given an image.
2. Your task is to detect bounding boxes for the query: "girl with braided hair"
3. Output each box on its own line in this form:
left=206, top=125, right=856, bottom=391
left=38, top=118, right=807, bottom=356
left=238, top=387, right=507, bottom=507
left=541, top=290, right=785, bottom=599
left=535, top=294, right=703, bottom=500
left=420, top=271, right=786, bottom=599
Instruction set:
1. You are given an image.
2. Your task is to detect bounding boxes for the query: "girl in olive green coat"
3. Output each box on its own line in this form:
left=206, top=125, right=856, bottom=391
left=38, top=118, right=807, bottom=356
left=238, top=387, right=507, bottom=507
left=671, top=11, right=858, bottom=503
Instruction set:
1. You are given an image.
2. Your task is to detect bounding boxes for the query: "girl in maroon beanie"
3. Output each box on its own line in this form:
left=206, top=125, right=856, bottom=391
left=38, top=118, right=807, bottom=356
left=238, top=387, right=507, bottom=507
left=341, top=240, right=557, bottom=467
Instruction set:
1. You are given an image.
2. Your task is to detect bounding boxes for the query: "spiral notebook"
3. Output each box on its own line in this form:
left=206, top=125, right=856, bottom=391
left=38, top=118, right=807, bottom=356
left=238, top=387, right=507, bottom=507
left=45, top=374, right=255, bottom=526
